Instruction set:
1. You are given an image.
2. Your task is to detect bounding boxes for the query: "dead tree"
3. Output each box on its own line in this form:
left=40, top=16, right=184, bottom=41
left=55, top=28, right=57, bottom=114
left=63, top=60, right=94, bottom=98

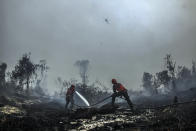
left=164, top=54, right=176, bottom=90
left=0, top=63, right=7, bottom=88
left=34, top=60, right=49, bottom=95
left=74, top=60, right=89, bottom=88
left=192, top=61, right=196, bottom=75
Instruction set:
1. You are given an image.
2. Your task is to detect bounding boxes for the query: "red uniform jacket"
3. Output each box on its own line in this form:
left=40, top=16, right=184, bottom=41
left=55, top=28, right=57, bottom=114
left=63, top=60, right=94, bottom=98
left=113, top=83, right=127, bottom=93
left=66, top=87, right=75, bottom=96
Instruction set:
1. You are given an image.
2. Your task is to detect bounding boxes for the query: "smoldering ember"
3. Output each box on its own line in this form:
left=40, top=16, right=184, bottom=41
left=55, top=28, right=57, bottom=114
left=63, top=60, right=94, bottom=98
left=0, top=53, right=196, bottom=131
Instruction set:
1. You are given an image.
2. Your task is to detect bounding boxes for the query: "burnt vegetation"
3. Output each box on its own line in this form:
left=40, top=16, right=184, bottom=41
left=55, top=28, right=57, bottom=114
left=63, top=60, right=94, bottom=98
left=0, top=53, right=196, bottom=131
left=142, top=54, right=196, bottom=95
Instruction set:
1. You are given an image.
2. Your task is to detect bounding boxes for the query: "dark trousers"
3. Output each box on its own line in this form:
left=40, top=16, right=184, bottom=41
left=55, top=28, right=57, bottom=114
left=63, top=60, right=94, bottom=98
left=112, top=90, right=133, bottom=108
left=65, top=95, right=74, bottom=110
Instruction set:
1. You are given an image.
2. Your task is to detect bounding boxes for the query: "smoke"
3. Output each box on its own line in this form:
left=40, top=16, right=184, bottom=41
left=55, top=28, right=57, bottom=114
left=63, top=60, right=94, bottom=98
left=157, top=84, right=171, bottom=94
left=75, top=60, right=90, bottom=85
left=0, top=0, right=196, bottom=93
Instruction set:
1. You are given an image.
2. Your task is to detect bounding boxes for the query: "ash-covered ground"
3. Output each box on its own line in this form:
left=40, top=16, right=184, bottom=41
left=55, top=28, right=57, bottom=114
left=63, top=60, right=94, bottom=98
left=0, top=88, right=196, bottom=131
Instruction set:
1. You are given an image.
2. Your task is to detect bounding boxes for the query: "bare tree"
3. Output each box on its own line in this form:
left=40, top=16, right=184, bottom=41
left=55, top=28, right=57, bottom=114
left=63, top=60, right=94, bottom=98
left=74, top=60, right=90, bottom=87
left=164, top=54, right=176, bottom=77
left=37, top=59, right=49, bottom=80
left=164, top=54, right=176, bottom=90
left=34, top=60, right=49, bottom=96
left=0, top=63, right=7, bottom=88
left=192, top=60, right=196, bottom=75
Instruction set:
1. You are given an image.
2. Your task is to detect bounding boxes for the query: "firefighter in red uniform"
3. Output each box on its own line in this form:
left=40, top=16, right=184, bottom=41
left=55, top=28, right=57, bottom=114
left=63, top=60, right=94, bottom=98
left=65, top=85, right=75, bottom=110
left=111, top=79, right=133, bottom=110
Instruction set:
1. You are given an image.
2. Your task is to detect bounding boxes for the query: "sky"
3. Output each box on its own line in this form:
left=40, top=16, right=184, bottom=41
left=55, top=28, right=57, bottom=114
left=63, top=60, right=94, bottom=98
left=0, top=0, right=196, bottom=93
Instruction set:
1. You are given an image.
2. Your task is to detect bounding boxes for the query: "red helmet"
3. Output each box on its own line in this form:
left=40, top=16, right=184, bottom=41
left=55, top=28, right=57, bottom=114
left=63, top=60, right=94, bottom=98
left=111, top=79, right=117, bottom=84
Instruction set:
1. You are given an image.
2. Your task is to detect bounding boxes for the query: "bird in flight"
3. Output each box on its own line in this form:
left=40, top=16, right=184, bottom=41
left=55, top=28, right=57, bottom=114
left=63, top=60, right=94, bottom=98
left=104, top=18, right=110, bottom=24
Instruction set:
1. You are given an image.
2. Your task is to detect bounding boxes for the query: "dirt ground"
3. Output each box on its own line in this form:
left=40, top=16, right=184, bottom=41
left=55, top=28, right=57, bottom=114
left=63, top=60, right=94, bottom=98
left=0, top=93, right=196, bottom=131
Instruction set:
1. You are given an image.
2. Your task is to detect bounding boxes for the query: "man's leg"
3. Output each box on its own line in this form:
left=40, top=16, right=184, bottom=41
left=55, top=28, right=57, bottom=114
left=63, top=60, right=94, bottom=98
left=112, top=92, right=121, bottom=107
left=70, top=96, right=74, bottom=110
left=112, top=93, right=116, bottom=107
left=123, top=91, right=133, bottom=109
left=65, top=97, right=70, bottom=110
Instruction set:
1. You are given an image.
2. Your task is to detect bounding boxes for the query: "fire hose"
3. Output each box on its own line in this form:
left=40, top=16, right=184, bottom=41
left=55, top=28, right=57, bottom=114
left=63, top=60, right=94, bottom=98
left=74, top=95, right=112, bottom=108
left=73, top=95, right=196, bottom=110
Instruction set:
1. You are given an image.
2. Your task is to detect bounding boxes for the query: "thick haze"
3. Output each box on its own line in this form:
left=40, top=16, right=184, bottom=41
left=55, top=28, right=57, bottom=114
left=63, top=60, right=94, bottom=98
left=0, top=0, right=196, bottom=93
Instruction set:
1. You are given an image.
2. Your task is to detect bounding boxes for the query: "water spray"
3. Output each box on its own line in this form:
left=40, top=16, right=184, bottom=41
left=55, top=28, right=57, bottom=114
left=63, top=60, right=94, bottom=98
left=75, top=91, right=90, bottom=106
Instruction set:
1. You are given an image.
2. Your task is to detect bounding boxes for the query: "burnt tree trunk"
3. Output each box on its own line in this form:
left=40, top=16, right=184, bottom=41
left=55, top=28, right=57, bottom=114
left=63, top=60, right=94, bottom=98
left=26, top=76, right=30, bottom=93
